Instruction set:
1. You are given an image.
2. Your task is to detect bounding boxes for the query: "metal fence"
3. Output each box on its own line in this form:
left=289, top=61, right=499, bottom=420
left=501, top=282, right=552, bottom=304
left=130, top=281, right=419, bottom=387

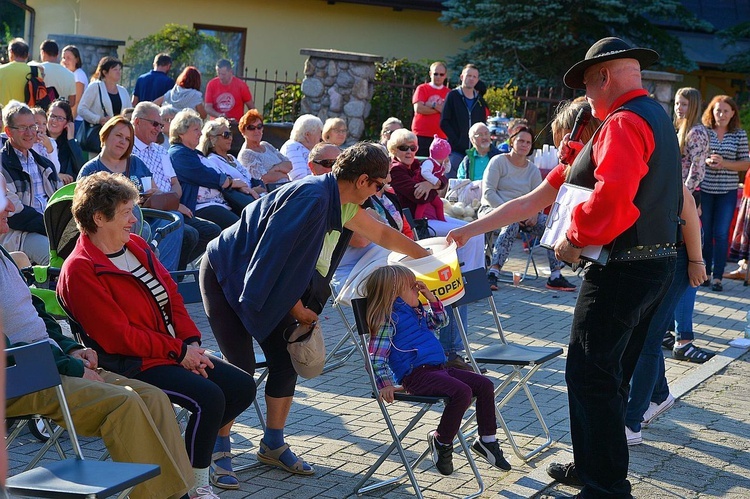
left=238, top=68, right=301, bottom=124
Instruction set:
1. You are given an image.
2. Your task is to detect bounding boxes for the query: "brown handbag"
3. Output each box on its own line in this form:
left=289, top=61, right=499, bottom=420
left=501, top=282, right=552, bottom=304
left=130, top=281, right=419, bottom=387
left=141, top=192, right=180, bottom=211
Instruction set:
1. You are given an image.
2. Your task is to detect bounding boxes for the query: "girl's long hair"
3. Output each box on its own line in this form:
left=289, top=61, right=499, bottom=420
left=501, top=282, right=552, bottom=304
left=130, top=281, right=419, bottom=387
left=674, top=87, right=702, bottom=156
left=363, top=265, right=415, bottom=336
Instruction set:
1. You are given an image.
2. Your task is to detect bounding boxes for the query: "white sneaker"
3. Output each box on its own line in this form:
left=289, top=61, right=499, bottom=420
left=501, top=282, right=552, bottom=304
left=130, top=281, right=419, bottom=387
left=625, top=426, right=642, bottom=446
left=641, top=393, right=675, bottom=427
left=191, top=485, right=221, bottom=499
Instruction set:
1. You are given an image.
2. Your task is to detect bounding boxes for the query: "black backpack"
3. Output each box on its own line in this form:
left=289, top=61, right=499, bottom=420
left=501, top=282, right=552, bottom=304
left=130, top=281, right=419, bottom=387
left=25, top=66, right=54, bottom=110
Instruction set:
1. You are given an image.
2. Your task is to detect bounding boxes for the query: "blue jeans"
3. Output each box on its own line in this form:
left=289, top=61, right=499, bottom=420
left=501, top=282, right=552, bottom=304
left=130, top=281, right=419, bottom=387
left=448, top=152, right=465, bottom=179
left=147, top=211, right=185, bottom=272
left=567, top=257, right=674, bottom=497
left=673, top=284, right=698, bottom=342
left=701, top=190, right=737, bottom=279
left=440, top=304, right=467, bottom=355
left=626, top=247, right=687, bottom=432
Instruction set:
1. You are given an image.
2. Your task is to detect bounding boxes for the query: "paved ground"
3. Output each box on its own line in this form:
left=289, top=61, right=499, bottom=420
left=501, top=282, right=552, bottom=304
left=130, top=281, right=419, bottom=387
left=7, top=244, right=750, bottom=498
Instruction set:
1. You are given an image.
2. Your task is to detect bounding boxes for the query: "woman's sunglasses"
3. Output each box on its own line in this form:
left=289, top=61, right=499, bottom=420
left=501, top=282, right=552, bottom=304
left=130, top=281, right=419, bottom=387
left=396, top=145, right=418, bottom=152
left=215, top=131, right=232, bottom=139
left=245, top=124, right=264, bottom=131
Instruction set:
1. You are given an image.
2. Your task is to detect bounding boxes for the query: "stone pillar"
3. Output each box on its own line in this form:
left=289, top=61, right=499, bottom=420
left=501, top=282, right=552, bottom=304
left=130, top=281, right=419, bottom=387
left=642, top=70, right=684, bottom=114
left=48, top=34, right=125, bottom=76
left=299, top=48, right=383, bottom=145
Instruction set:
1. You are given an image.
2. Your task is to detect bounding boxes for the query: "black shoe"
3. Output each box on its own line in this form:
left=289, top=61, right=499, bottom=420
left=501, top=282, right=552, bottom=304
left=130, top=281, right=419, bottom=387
left=547, top=461, right=583, bottom=487
left=661, top=331, right=675, bottom=350
left=700, top=279, right=710, bottom=287
left=711, top=280, right=723, bottom=291
left=546, top=275, right=576, bottom=291
left=428, top=431, right=453, bottom=475
left=471, top=438, right=511, bottom=471
left=487, top=272, right=498, bottom=291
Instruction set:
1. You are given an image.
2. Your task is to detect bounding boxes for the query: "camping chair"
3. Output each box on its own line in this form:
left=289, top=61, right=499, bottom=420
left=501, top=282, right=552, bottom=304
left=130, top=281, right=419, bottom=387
left=484, top=227, right=541, bottom=283
left=6, top=341, right=160, bottom=498
left=349, top=298, right=484, bottom=499
left=321, top=282, right=363, bottom=373
left=451, top=268, right=563, bottom=461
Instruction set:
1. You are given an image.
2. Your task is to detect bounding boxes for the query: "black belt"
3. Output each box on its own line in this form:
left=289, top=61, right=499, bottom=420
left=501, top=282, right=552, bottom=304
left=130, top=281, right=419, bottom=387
left=609, top=243, right=677, bottom=262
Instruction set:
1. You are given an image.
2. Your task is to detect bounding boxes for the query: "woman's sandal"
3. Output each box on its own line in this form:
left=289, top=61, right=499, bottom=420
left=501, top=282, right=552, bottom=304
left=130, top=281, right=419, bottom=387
left=257, top=439, right=315, bottom=475
left=210, top=451, right=240, bottom=490
left=673, top=343, right=714, bottom=364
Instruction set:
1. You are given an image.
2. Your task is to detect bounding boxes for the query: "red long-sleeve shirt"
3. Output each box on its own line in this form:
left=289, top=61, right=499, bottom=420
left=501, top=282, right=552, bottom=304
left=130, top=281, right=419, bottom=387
left=545, top=89, right=655, bottom=247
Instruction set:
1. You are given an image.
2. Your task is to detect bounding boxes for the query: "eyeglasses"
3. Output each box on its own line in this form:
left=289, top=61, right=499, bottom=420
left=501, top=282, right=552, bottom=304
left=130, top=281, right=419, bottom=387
left=367, top=176, right=387, bottom=192
left=48, top=115, right=67, bottom=122
left=9, top=125, right=38, bottom=133
left=432, top=72, right=446, bottom=76
left=141, top=118, right=164, bottom=130
left=215, top=130, right=232, bottom=139
left=245, top=123, right=264, bottom=131
left=396, top=145, right=418, bottom=152
left=313, top=158, right=337, bottom=168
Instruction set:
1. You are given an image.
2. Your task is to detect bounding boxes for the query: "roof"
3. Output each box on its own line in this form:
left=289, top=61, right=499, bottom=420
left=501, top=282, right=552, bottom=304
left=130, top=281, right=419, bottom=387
left=322, top=0, right=444, bottom=12
left=671, top=30, right=750, bottom=68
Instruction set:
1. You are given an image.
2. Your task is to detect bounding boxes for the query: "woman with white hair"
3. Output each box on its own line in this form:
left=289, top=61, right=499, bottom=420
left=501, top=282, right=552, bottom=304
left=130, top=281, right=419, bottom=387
left=280, top=114, right=323, bottom=181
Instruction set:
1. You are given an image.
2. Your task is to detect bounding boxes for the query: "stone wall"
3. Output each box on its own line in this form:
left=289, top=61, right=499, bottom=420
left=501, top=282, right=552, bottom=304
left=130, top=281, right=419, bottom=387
left=48, top=34, right=125, bottom=76
left=299, top=48, right=383, bottom=144
left=642, top=70, right=684, bottom=114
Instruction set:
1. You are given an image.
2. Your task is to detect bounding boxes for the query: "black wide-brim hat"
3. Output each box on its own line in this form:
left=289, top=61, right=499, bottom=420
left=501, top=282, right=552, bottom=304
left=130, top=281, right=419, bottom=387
left=564, top=37, right=659, bottom=90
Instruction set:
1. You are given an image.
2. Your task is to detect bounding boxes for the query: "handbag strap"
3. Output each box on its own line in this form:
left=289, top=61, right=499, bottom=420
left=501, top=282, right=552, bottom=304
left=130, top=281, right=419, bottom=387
left=97, top=81, right=107, bottom=117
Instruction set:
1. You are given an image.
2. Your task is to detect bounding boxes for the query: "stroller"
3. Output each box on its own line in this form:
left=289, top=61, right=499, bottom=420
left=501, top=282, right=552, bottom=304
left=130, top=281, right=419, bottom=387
left=27, top=181, right=181, bottom=289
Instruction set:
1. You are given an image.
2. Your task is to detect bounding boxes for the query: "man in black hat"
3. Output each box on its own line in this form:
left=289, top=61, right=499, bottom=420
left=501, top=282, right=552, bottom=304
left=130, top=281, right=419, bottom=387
left=544, top=37, right=682, bottom=498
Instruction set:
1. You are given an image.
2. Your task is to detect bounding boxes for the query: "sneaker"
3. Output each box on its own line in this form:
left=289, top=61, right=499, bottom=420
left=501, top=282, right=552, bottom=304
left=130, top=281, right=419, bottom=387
left=427, top=431, right=453, bottom=475
left=445, top=355, right=474, bottom=371
left=625, top=426, right=642, bottom=446
left=487, top=272, right=498, bottom=291
left=672, top=343, right=715, bottom=363
left=661, top=331, right=675, bottom=350
left=546, top=461, right=583, bottom=487
left=546, top=275, right=576, bottom=291
left=471, top=437, right=511, bottom=471
left=191, top=485, right=221, bottom=499
left=642, top=393, right=675, bottom=427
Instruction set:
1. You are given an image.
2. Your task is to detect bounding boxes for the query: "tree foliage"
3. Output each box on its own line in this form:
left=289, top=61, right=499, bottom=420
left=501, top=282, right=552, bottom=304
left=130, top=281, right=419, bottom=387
left=364, top=58, right=427, bottom=140
left=440, top=0, right=711, bottom=87
left=123, top=24, right=227, bottom=89
left=720, top=22, right=750, bottom=73
left=483, top=81, right=520, bottom=116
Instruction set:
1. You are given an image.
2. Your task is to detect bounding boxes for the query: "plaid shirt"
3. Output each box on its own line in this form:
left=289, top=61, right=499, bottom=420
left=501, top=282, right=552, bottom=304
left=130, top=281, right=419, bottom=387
left=368, top=298, right=448, bottom=390
left=14, top=147, right=47, bottom=213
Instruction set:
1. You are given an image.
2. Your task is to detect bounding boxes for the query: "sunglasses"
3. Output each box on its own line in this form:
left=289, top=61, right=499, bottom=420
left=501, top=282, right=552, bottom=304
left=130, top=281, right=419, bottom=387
left=396, top=145, right=418, bottom=152
left=215, top=131, right=232, bottom=139
left=432, top=72, right=446, bottom=76
left=141, top=118, right=164, bottom=130
left=367, top=176, right=387, bottom=192
left=245, top=124, right=264, bottom=131
left=313, top=158, right=337, bottom=168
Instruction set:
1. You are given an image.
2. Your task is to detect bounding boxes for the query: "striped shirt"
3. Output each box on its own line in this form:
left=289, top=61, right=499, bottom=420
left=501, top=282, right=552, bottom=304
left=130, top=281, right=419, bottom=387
left=108, top=248, right=175, bottom=337
left=701, top=128, right=749, bottom=194
left=367, top=299, right=448, bottom=390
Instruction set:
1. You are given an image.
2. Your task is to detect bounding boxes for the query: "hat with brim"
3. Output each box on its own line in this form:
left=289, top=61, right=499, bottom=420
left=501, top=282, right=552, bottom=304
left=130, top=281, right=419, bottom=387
left=564, top=37, right=659, bottom=90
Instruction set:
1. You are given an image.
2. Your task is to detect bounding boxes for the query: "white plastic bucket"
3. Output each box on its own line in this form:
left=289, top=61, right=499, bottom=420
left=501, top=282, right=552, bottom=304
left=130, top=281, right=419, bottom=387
left=387, top=237, right=465, bottom=306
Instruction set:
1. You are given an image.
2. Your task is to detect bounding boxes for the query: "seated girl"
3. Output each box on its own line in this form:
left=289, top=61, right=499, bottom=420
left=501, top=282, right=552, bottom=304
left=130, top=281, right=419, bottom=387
left=363, top=265, right=512, bottom=475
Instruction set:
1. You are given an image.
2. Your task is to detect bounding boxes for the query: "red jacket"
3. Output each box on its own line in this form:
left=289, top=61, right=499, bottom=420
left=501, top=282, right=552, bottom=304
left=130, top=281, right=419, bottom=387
left=390, top=158, right=447, bottom=220
left=58, top=233, right=201, bottom=376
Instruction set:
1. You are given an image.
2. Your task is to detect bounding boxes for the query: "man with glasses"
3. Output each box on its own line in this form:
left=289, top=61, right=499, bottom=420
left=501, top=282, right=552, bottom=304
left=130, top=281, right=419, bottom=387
left=440, top=64, right=490, bottom=175
left=0, top=101, right=60, bottom=264
left=307, top=142, right=341, bottom=176
left=412, top=62, right=450, bottom=156
left=131, top=101, right=199, bottom=271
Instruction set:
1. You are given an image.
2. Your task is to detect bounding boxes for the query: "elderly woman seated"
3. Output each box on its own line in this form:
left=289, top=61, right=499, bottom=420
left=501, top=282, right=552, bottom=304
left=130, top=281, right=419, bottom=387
left=169, top=109, right=250, bottom=230
left=237, top=109, right=292, bottom=190
left=280, top=114, right=323, bottom=181
left=481, top=125, right=575, bottom=292
left=196, top=118, right=259, bottom=226
left=57, top=172, right=256, bottom=496
left=322, top=117, right=348, bottom=147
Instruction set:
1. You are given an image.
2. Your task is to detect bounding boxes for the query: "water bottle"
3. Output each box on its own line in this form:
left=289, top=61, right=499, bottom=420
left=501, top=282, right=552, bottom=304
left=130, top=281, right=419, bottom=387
left=745, top=310, right=750, bottom=339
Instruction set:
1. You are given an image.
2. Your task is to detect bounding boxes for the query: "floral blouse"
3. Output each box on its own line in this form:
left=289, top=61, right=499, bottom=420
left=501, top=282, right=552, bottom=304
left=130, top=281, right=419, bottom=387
left=682, top=124, right=709, bottom=193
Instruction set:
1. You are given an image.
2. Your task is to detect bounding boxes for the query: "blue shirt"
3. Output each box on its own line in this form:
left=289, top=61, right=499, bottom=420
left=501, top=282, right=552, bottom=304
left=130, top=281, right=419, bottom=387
left=78, top=156, right=152, bottom=193
left=133, top=70, right=174, bottom=102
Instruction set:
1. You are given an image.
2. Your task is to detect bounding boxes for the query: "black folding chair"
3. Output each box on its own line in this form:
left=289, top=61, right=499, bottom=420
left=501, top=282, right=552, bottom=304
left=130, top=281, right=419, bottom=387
left=6, top=341, right=160, bottom=498
left=350, top=298, right=484, bottom=499
left=452, top=268, right=563, bottom=461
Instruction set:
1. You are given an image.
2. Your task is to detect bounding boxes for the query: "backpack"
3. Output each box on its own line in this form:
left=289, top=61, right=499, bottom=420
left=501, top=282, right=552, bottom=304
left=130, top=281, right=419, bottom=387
left=25, top=66, right=54, bottom=110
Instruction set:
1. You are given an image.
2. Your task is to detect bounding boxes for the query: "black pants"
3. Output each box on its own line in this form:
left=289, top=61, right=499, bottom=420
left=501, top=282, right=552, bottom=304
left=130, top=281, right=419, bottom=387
left=134, top=357, right=255, bottom=468
left=181, top=216, right=221, bottom=269
left=195, top=205, right=240, bottom=231
left=566, top=257, right=675, bottom=498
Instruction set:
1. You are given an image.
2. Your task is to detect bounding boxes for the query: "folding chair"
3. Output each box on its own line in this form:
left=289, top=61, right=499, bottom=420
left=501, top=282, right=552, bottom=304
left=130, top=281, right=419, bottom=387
left=6, top=341, right=160, bottom=498
left=452, top=268, right=563, bottom=461
left=321, top=282, right=363, bottom=373
left=485, top=227, right=541, bottom=283
left=350, top=298, right=484, bottom=499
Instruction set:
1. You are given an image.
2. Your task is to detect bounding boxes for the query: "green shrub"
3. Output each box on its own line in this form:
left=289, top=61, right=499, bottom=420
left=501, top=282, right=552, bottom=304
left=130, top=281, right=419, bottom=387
left=264, top=83, right=301, bottom=123
left=123, top=24, right=227, bottom=92
left=483, top=81, right=520, bottom=116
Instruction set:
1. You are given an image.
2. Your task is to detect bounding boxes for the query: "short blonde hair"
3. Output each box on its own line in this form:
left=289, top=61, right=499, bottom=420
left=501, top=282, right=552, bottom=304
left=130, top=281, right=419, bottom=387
left=386, top=128, right=417, bottom=156
left=198, top=117, right=231, bottom=155
left=169, top=108, right=203, bottom=145
left=322, top=117, right=347, bottom=142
